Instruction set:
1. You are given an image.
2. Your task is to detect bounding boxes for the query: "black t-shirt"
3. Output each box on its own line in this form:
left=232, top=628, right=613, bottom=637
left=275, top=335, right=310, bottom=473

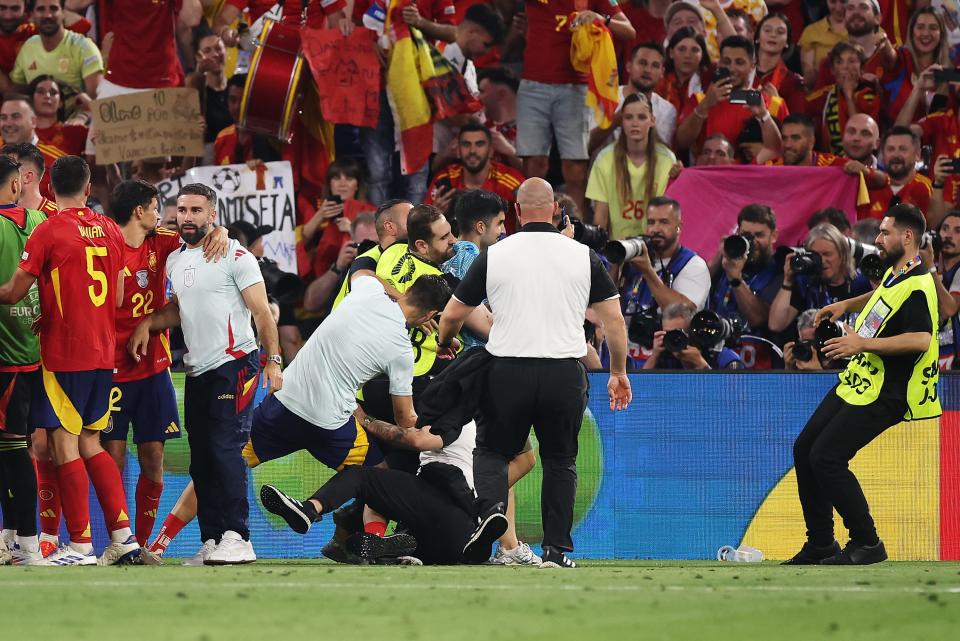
left=866, top=268, right=934, bottom=397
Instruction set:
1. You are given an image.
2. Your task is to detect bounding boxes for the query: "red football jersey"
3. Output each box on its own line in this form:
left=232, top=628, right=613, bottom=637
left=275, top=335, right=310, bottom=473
left=36, top=122, right=88, bottom=156
left=917, top=109, right=960, bottom=206
left=523, top=0, right=623, bottom=84
left=19, top=208, right=124, bottom=372
left=113, top=227, right=182, bottom=382
left=859, top=174, right=933, bottom=221
left=99, top=0, right=182, bottom=89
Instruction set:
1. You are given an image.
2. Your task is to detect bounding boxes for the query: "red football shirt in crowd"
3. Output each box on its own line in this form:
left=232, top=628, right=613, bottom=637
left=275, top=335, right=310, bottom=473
left=113, top=226, right=182, bottom=382
left=99, top=0, right=183, bottom=88
left=19, top=207, right=124, bottom=372
left=36, top=122, right=88, bottom=156
left=860, top=174, right=933, bottom=220
left=680, top=93, right=789, bottom=156
left=918, top=109, right=960, bottom=204
left=425, top=161, right=525, bottom=233
left=523, top=0, right=624, bottom=85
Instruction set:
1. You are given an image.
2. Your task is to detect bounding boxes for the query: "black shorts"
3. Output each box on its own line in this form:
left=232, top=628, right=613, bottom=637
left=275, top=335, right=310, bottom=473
left=0, top=370, right=40, bottom=437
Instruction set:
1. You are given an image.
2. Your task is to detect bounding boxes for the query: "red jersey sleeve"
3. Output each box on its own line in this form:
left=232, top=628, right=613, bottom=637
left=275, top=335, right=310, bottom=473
left=431, top=0, right=457, bottom=25
left=67, top=17, right=92, bottom=35
left=19, top=219, right=53, bottom=277
left=591, top=0, right=623, bottom=17
left=918, top=112, right=943, bottom=145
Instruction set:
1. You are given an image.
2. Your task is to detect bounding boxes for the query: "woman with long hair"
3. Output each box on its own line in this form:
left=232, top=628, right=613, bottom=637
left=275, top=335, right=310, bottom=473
left=586, top=93, right=677, bottom=240
left=29, top=75, right=88, bottom=155
left=890, top=7, right=954, bottom=126
left=657, top=27, right=712, bottom=118
left=753, top=13, right=806, bottom=115
left=300, top=157, right=375, bottom=279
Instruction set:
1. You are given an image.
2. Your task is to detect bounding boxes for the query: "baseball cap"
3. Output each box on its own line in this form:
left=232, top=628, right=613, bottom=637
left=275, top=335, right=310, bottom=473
left=228, top=220, right=274, bottom=248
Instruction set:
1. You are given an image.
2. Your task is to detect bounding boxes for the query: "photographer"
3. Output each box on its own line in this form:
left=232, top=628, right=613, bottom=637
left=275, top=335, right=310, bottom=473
left=642, top=303, right=744, bottom=370
left=709, top=204, right=782, bottom=334
left=616, top=196, right=710, bottom=367
left=769, top=223, right=872, bottom=337
left=784, top=310, right=823, bottom=370
left=932, top=212, right=960, bottom=369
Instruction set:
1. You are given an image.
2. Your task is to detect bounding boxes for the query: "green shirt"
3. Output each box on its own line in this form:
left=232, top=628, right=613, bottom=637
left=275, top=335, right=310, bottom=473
left=0, top=207, right=45, bottom=367
left=11, top=31, right=103, bottom=95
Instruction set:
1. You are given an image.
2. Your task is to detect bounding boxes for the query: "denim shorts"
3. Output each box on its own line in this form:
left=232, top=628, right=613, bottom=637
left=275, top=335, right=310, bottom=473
left=516, top=80, right=589, bottom=160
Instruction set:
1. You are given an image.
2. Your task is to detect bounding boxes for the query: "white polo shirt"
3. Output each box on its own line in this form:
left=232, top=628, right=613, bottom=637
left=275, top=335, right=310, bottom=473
left=166, top=238, right=262, bottom=376
left=276, top=276, right=414, bottom=429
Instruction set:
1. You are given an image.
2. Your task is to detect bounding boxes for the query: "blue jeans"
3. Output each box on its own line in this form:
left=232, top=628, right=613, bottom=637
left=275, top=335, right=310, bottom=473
left=360, top=89, right=428, bottom=206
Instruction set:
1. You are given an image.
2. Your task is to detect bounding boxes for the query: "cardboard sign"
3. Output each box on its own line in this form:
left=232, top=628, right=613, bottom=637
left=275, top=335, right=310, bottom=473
left=301, top=27, right=381, bottom=128
left=158, top=161, right=298, bottom=274
left=92, top=88, right=204, bottom=164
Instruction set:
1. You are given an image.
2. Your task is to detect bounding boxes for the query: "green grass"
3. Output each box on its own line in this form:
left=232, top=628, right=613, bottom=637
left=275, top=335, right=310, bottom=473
left=5, top=561, right=960, bottom=640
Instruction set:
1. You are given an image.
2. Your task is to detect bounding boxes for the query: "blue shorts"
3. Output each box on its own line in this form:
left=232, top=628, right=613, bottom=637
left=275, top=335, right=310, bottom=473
left=516, top=80, right=589, bottom=160
left=33, top=368, right=113, bottom=435
left=243, top=394, right=384, bottom=471
left=101, top=370, right=182, bottom=444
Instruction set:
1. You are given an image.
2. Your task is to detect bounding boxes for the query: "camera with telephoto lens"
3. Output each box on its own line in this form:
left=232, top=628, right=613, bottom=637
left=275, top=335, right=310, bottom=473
left=628, top=307, right=660, bottom=349
left=689, top=310, right=746, bottom=349
left=663, top=329, right=689, bottom=353
left=793, top=340, right=816, bottom=363
left=723, top=233, right=753, bottom=260
left=814, top=318, right=844, bottom=350
left=790, top=249, right=822, bottom=276
left=859, top=253, right=885, bottom=281
left=604, top=236, right=656, bottom=263
left=560, top=215, right=608, bottom=252
left=921, top=230, right=942, bottom=254
left=845, top=237, right=878, bottom=263
left=258, top=257, right=304, bottom=306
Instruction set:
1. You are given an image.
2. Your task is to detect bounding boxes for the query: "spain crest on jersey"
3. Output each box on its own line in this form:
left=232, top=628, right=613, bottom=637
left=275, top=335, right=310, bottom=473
left=184, top=267, right=195, bottom=287
left=136, top=269, right=149, bottom=289
left=147, top=251, right=158, bottom=272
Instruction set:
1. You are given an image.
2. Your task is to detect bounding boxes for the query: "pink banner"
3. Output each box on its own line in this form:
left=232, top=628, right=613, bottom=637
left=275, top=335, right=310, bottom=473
left=664, top=165, right=861, bottom=259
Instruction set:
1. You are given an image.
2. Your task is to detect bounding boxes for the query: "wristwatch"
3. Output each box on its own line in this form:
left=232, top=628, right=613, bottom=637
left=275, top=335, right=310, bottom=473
left=267, top=354, right=282, bottom=366
left=729, top=278, right=743, bottom=288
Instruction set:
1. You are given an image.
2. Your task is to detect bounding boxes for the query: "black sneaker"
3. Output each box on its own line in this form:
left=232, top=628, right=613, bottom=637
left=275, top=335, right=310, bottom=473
left=781, top=540, right=842, bottom=565
left=259, top=485, right=319, bottom=535
left=540, top=546, right=577, bottom=569
left=462, top=503, right=508, bottom=564
left=820, top=539, right=888, bottom=565
left=321, top=539, right=363, bottom=564
left=321, top=504, right=364, bottom=564
left=347, top=532, right=417, bottom=563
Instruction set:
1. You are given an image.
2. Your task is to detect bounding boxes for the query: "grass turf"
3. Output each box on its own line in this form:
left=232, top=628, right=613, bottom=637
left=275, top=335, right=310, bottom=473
left=5, top=560, right=960, bottom=640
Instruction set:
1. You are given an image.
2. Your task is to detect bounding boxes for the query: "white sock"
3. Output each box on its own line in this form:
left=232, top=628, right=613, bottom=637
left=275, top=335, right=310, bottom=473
left=110, top=527, right=133, bottom=544
left=68, top=541, right=94, bottom=555
left=15, top=535, right=39, bottom=553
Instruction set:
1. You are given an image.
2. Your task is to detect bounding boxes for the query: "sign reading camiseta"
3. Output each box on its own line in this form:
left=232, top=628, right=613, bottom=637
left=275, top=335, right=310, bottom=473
left=91, top=88, right=204, bottom=164
left=156, top=161, right=297, bottom=274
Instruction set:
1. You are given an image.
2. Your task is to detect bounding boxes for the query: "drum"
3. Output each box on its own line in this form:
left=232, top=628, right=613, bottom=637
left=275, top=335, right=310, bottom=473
left=239, top=18, right=304, bottom=142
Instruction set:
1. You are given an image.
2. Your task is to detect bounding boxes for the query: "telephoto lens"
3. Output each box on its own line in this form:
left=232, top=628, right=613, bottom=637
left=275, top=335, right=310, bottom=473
left=790, top=250, right=822, bottom=276
left=793, top=340, right=815, bottom=362
left=663, top=329, right=689, bottom=353
left=814, top=318, right=844, bottom=351
left=604, top=236, right=653, bottom=263
left=722, top=234, right=751, bottom=260
left=859, top=253, right=885, bottom=281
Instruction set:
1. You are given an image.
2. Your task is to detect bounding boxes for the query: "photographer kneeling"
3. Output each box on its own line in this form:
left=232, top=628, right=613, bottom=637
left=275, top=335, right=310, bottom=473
left=643, top=304, right=744, bottom=370
left=769, top=223, right=872, bottom=339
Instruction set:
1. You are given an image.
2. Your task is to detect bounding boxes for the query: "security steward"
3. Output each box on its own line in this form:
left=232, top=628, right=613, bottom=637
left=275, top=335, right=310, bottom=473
left=437, top=178, right=633, bottom=569
left=786, top=204, right=941, bottom=566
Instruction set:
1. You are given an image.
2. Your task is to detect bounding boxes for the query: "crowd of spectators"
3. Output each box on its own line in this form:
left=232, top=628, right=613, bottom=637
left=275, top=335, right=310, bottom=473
left=2, top=0, right=960, bottom=373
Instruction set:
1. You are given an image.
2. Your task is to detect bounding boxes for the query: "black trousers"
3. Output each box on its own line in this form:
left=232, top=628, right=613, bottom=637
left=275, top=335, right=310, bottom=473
left=184, top=353, right=259, bottom=542
left=312, top=466, right=476, bottom=565
left=474, top=357, right=588, bottom=552
left=794, top=386, right=906, bottom=546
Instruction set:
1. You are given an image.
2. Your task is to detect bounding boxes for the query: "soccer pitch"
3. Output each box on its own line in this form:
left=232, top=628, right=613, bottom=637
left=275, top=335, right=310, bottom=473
left=6, top=561, right=960, bottom=640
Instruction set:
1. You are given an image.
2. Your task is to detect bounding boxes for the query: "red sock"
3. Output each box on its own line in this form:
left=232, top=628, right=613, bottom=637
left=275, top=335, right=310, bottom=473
left=134, top=476, right=163, bottom=546
left=56, top=458, right=91, bottom=544
left=149, top=514, right=187, bottom=554
left=35, top=459, right=62, bottom=538
left=364, top=521, right=387, bottom=537
left=84, top=451, right=131, bottom=533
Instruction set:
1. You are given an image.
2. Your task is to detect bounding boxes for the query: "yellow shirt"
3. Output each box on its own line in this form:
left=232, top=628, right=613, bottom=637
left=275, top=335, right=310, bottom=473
left=11, top=31, right=102, bottom=93
left=586, top=142, right=676, bottom=241
left=798, top=17, right=848, bottom=72
left=704, top=0, right=768, bottom=62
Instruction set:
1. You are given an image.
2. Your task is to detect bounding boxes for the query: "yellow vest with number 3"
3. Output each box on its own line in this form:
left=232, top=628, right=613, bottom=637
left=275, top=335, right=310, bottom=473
left=836, top=268, right=941, bottom=420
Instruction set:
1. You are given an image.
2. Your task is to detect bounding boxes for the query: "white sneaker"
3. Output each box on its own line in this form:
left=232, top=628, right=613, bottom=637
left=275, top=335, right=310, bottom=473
left=139, top=546, right=164, bottom=566
left=97, top=536, right=141, bottom=566
left=0, top=538, right=11, bottom=565
left=1, top=529, right=14, bottom=550
left=181, top=539, right=217, bottom=567
left=205, top=531, right=256, bottom=565
left=490, top=541, right=542, bottom=566
left=39, top=545, right=97, bottom=566
left=11, top=545, right=44, bottom=565
left=39, top=534, right=59, bottom=559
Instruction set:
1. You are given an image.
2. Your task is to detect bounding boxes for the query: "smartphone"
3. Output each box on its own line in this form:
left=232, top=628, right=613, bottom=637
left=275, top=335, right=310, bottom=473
left=934, top=69, right=960, bottom=83
left=950, top=158, right=960, bottom=174
left=714, top=67, right=731, bottom=82
left=329, top=194, right=342, bottom=204
left=435, top=176, right=453, bottom=193
left=729, top=89, right=762, bottom=106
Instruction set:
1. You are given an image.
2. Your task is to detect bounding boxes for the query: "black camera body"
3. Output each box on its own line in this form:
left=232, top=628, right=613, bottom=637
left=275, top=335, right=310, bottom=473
left=628, top=307, right=660, bottom=349
left=793, top=340, right=816, bottom=363
left=859, top=253, right=885, bottom=281
left=663, top=329, right=689, bottom=353
left=790, top=249, right=822, bottom=276
left=921, top=230, right=943, bottom=254
left=258, top=257, right=304, bottom=306
left=562, top=216, right=608, bottom=252
left=690, top=310, right=745, bottom=350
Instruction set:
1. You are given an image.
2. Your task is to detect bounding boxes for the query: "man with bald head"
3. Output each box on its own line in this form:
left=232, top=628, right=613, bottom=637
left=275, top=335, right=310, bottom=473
left=438, top=178, right=632, bottom=568
left=842, top=113, right=881, bottom=166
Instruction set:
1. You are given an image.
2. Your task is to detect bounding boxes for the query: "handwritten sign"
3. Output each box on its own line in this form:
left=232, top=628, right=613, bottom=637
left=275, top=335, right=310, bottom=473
left=301, top=27, right=381, bottom=128
left=92, top=88, right=204, bottom=164
left=158, top=162, right=298, bottom=274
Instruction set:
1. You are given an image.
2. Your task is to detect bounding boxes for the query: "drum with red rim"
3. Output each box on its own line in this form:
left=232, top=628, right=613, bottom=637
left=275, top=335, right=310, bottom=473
left=239, top=18, right=304, bottom=142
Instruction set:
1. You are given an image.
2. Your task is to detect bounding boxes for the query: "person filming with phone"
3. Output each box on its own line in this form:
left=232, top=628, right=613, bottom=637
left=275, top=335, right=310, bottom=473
left=675, top=35, right=788, bottom=160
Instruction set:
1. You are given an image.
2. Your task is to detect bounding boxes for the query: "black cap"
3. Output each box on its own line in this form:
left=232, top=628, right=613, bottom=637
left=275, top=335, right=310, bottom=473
left=228, top=220, right=274, bottom=248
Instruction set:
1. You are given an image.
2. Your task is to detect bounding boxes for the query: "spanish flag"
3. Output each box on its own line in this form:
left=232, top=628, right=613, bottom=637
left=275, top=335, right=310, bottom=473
left=570, top=18, right=620, bottom=130
left=385, top=1, right=481, bottom=175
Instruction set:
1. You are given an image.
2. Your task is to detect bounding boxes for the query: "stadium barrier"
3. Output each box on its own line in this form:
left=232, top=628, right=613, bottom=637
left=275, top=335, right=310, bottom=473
left=87, top=372, right=959, bottom=560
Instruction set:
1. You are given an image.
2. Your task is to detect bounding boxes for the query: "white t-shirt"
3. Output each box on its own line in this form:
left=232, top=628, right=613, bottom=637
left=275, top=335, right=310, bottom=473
left=654, top=250, right=711, bottom=311
left=589, top=86, right=678, bottom=147
left=166, top=239, right=262, bottom=376
left=419, top=420, right=477, bottom=491
left=275, top=276, right=414, bottom=429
